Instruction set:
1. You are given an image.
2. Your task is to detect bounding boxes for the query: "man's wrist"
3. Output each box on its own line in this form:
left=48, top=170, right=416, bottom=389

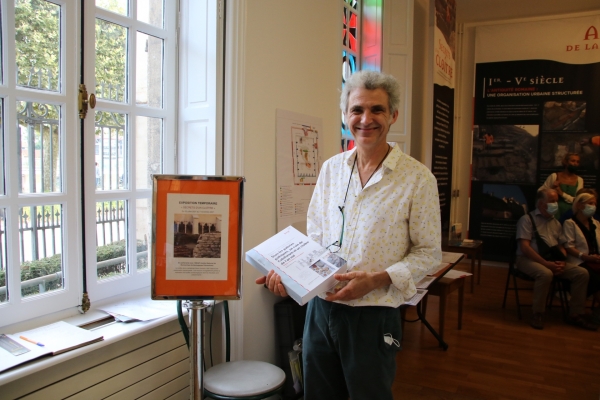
left=371, top=271, right=392, bottom=289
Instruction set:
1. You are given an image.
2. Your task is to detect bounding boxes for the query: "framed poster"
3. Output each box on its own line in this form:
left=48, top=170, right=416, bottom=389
left=151, top=175, right=245, bottom=300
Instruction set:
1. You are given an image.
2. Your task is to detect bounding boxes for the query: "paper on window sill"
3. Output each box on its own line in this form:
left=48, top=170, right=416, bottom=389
left=98, top=303, right=173, bottom=322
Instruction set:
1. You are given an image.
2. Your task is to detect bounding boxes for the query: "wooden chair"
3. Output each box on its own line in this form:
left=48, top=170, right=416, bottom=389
left=421, top=275, right=466, bottom=340
left=203, top=301, right=287, bottom=400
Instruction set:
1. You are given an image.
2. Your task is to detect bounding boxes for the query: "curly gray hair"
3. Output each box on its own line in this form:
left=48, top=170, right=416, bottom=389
left=340, top=70, right=401, bottom=115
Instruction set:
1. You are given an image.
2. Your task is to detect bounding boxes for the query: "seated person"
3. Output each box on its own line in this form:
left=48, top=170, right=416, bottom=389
left=515, top=188, right=595, bottom=330
left=559, top=188, right=599, bottom=224
left=538, top=153, right=583, bottom=221
left=560, top=191, right=600, bottom=323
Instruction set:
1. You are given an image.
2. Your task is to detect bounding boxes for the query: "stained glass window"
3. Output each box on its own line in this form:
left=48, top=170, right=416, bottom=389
left=341, top=51, right=357, bottom=137
left=341, top=1, right=360, bottom=142
left=342, top=8, right=358, bottom=51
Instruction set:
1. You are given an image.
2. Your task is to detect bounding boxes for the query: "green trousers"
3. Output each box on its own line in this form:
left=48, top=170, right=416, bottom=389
left=302, top=297, right=402, bottom=400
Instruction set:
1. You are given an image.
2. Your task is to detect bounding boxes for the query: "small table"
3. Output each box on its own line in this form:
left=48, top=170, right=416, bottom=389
left=442, top=239, right=483, bottom=293
left=422, top=275, right=465, bottom=342
left=401, top=254, right=464, bottom=350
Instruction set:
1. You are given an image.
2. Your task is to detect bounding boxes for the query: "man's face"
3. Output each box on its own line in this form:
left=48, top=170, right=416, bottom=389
left=345, top=87, right=398, bottom=151
left=539, top=191, right=558, bottom=218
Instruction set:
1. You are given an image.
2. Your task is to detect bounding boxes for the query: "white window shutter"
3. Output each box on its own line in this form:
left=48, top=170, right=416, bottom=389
left=178, top=0, right=223, bottom=175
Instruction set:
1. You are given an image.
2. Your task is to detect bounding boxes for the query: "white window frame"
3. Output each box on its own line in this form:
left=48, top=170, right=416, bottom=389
left=0, top=0, right=179, bottom=329
left=82, top=1, right=177, bottom=303
left=0, top=0, right=81, bottom=327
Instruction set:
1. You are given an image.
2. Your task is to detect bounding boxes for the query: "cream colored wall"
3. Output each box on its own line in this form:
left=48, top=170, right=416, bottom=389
left=410, top=0, right=431, bottom=162
left=241, top=0, right=340, bottom=362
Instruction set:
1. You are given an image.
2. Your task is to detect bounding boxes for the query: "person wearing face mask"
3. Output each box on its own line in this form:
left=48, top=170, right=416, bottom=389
left=560, top=192, right=600, bottom=323
left=538, top=152, right=583, bottom=219
left=515, top=188, right=594, bottom=330
left=558, top=188, right=599, bottom=224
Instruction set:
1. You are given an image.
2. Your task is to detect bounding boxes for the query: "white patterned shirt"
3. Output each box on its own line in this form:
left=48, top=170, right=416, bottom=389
left=307, top=143, right=442, bottom=307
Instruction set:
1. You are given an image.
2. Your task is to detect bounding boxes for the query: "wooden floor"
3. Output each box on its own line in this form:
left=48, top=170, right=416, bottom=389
left=393, top=262, right=600, bottom=400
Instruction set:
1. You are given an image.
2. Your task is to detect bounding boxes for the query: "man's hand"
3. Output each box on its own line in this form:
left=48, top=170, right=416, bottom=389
left=324, top=270, right=391, bottom=302
left=545, top=260, right=565, bottom=275
left=255, top=270, right=289, bottom=297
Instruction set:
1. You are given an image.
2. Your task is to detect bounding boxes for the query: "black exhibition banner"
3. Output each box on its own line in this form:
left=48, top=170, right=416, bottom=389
left=471, top=15, right=600, bottom=261
left=431, top=0, right=456, bottom=232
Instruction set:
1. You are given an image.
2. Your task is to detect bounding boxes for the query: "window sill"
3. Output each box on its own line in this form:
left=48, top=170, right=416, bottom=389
left=0, top=290, right=186, bottom=387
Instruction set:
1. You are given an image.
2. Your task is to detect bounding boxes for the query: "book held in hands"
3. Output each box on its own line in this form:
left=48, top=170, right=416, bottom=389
left=246, top=226, right=347, bottom=305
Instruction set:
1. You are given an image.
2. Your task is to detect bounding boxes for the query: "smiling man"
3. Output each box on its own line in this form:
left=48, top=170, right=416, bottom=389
left=257, top=70, right=442, bottom=399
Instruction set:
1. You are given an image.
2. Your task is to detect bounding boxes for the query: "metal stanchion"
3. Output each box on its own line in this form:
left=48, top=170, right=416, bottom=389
left=186, top=300, right=211, bottom=400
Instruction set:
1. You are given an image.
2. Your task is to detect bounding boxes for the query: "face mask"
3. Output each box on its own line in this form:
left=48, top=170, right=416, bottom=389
left=583, top=204, right=596, bottom=218
left=546, top=202, right=559, bottom=215
left=567, top=165, right=578, bottom=174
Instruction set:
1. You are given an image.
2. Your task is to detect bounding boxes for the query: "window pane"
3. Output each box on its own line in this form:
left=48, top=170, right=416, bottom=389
left=96, top=200, right=128, bottom=280
left=96, top=19, right=128, bottom=103
left=136, top=198, right=150, bottom=271
left=136, top=116, right=162, bottom=189
left=96, top=111, right=127, bottom=191
left=0, top=209, right=7, bottom=304
left=137, top=0, right=164, bottom=28
left=15, top=0, right=60, bottom=92
left=96, top=0, right=128, bottom=16
left=0, top=99, right=4, bottom=195
left=136, top=32, right=163, bottom=107
left=18, top=101, right=62, bottom=194
left=0, top=5, right=3, bottom=85
left=19, top=204, right=64, bottom=298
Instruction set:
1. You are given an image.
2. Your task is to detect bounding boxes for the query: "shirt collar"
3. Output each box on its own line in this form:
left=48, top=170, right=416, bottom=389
left=343, top=142, right=403, bottom=171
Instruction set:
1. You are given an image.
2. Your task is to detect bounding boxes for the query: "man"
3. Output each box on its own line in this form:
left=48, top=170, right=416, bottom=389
left=515, top=188, right=595, bottom=330
left=256, top=70, right=442, bottom=399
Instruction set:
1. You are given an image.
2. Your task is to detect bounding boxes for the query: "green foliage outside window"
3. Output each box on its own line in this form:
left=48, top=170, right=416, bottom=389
left=0, top=240, right=148, bottom=302
left=15, top=0, right=127, bottom=94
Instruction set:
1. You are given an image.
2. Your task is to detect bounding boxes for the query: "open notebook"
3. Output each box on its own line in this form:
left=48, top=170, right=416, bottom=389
left=0, top=321, right=104, bottom=373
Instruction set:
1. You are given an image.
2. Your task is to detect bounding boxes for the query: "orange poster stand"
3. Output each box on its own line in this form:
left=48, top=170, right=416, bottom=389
left=151, top=175, right=244, bottom=300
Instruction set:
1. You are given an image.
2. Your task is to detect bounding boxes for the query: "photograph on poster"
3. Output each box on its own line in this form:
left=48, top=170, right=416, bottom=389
left=434, top=0, right=456, bottom=59
left=542, top=100, right=586, bottom=131
left=538, top=132, right=599, bottom=170
left=172, top=213, right=222, bottom=259
left=165, top=193, right=229, bottom=281
left=480, top=183, right=529, bottom=221
left=472, top=124, right=538, bottom=184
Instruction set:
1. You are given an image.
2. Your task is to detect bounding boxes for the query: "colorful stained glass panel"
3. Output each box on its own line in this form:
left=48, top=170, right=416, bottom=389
left=343, top=8, right=358, bottom=51
left=345, top=0, right=358, bottom=9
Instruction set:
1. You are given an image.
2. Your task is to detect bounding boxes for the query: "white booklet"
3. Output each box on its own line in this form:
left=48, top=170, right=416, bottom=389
left=246, top=226, right=347, bottom=305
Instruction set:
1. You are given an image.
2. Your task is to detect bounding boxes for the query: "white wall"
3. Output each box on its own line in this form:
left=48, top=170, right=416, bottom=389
left=410, top=0, right=432, bottom=162
left=240, top=0, right=340, bottom=362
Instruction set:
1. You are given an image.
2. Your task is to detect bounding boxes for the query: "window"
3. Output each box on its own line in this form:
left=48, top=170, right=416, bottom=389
left=340, top=0, right=383, bottom=152
left=0, top=0, right=177, bottom=327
